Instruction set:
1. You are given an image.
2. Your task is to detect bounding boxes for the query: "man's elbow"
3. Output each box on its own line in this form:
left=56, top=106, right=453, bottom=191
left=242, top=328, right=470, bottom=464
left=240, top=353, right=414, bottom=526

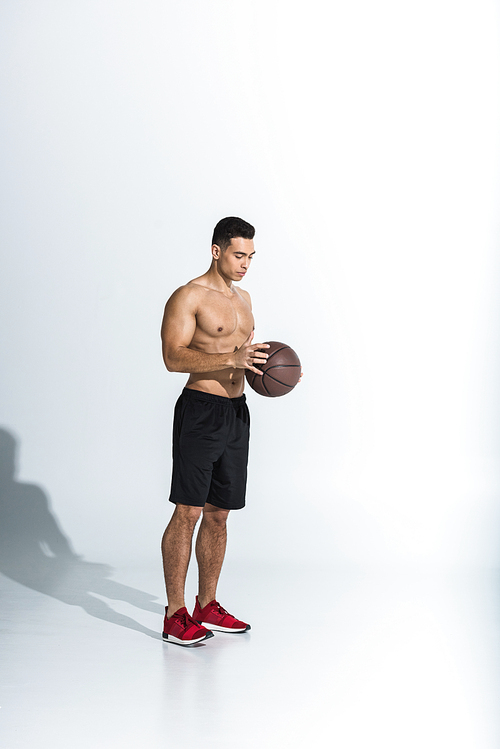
left=163, top=347, right=185, bottom=373
left=163, top=354, right=178, bottom=372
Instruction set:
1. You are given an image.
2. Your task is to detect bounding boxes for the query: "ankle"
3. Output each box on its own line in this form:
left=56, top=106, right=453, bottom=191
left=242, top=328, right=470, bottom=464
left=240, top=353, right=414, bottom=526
left=197, top=595, right=215, bottom=610
left=166, top=603, right=185, bottom=619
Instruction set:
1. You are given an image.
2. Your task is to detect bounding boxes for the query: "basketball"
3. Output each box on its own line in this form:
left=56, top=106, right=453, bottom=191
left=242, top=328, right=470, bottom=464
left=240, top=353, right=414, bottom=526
left=245, top=341, right=301, bottom=397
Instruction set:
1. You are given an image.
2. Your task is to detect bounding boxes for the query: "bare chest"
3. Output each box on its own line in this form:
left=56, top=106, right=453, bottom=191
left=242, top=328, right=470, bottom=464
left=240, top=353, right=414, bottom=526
left=193, top=290, right=254, bottom=347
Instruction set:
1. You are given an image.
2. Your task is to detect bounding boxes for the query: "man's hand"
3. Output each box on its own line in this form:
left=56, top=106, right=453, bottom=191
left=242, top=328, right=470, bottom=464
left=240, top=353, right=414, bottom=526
left=233, top=332, right=270, bottom=375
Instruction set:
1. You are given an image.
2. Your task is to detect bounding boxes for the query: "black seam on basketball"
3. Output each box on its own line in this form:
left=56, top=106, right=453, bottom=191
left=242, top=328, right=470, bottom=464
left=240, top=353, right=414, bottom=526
left=265, top=365, right=301, bottom=370
left=261, top=373, right=272, bottom=396
left=265, top=346, right=289, bottom=364
left=263, top=371, right=294, bottom=389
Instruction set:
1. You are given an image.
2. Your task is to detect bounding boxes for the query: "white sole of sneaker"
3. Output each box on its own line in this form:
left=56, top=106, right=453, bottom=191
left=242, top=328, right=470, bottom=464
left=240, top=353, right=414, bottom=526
left=199, top=622, right=250, bottom=633
left=162, top=631, right=214, bottom=646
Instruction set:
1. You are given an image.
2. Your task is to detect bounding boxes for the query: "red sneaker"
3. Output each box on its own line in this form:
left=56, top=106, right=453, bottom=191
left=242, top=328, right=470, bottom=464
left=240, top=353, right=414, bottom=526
left=192, top=597, right=251, bottom=633
left=162, top=606, right=214, bottom=646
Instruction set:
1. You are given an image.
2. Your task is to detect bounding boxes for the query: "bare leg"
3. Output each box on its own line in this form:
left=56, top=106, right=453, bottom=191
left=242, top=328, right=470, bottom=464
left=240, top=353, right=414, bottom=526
left=195, top=503, right=230, bottom=609
left=161, top=504, right=202, bottom=618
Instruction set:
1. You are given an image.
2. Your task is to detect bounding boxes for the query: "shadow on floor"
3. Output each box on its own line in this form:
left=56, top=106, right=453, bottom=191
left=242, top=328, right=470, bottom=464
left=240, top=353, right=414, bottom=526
left=0, top=427, right=163, bottom=638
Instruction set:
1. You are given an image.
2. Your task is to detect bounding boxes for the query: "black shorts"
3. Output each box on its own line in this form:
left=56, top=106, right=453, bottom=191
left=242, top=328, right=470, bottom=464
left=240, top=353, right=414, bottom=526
left=168, top=388, right=250, bottom=511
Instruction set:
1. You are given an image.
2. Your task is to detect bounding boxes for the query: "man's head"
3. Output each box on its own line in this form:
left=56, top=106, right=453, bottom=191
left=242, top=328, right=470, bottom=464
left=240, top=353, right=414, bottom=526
left=211, top=217, right=256, bottom=283
left=211, top=217, right=255, bottom=252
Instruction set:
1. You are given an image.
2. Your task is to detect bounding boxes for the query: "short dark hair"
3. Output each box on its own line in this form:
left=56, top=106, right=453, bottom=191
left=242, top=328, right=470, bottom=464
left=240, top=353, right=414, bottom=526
left=212, top=217, right=255, bottom=251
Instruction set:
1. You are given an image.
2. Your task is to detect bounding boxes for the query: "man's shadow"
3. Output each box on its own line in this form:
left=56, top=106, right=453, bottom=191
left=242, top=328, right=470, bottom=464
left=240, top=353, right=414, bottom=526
left=0, top=427, right=163, bottom=638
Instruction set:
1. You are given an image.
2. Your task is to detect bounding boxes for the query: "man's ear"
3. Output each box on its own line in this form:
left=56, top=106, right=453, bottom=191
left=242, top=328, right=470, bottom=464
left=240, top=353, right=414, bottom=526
left=211, top=244, right=221, bottom=260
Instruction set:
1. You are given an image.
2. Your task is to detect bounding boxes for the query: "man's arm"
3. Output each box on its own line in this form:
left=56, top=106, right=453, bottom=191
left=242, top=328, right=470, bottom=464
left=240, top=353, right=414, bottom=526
left=161, top=286, right=268, bottom=375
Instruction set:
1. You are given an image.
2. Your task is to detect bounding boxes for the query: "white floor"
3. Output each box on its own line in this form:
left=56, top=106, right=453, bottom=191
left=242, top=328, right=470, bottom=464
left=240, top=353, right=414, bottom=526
left=1, top=560, right=499, bottom=749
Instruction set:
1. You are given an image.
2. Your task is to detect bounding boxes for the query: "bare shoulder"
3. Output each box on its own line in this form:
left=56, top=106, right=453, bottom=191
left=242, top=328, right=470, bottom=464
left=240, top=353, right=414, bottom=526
left=165, top=282, right=205, bottom=311
left=161, top=283, right=203, bottom=342
left=237, top=287, right=252, bottom=308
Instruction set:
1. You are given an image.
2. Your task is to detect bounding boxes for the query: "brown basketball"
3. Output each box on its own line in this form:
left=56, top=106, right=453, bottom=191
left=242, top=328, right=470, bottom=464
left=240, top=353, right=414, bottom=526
left=245, top=341, right=301, bottom=397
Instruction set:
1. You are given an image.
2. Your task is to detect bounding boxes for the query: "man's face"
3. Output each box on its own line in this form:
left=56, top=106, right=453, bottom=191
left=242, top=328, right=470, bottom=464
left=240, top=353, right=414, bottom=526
left=215, top=237, right=255, bottom=282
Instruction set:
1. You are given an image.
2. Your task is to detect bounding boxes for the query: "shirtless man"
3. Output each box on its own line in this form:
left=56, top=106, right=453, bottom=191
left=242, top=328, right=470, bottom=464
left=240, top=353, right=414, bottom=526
left=160, top=217, right=269, bottom=646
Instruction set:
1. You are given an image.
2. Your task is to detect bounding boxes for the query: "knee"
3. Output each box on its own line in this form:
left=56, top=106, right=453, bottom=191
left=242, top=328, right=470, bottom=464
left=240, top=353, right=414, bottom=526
left=202, top=507, right=229, bottom=529
left=173, top=504, right=202, bottom=528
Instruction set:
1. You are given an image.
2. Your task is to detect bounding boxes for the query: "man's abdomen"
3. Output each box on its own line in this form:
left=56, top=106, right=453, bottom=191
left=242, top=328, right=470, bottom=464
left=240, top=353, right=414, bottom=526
left=185, top=368, right=246, bottom=398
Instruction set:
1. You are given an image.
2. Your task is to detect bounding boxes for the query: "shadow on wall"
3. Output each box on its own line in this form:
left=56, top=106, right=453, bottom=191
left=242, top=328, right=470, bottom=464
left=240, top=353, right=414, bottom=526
left=0, top=427, right=163, bottom=639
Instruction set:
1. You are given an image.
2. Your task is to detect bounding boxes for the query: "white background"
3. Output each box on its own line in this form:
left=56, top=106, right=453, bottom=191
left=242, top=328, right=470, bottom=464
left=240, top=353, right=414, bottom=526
left=1, top=0, right=499, bottom=570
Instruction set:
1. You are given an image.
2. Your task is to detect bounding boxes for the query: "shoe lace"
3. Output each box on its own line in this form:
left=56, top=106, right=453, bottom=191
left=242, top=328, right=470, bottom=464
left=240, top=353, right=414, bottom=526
left=175, top=611, right=198, bottom=629
left=212, top=601, right=230, bottom=616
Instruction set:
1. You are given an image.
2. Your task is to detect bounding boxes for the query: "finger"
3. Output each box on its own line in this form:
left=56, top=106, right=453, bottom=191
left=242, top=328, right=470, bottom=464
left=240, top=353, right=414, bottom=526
left=251, top=350, right=269, bottom=360
left=246, top=364, right=264, bottom=375
left=248, top=347, right=269, bottom=358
